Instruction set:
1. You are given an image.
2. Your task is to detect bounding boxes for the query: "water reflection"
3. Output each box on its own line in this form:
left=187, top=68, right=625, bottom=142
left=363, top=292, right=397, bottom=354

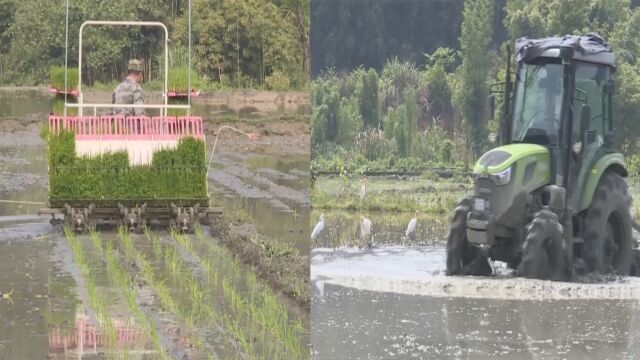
left=49, top=311, right=152, bottom=357
left=0, top=89, right=52, bottom=118
left=312, top=283, right=640, bottom=359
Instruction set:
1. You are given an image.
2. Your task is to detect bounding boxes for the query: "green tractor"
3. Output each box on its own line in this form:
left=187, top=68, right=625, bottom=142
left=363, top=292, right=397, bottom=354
left=446, top=34, right=640, bottom=280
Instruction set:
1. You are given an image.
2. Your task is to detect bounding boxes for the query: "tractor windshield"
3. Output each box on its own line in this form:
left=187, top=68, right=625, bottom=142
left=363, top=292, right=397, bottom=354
left=512, top=61, right=564, bottom=143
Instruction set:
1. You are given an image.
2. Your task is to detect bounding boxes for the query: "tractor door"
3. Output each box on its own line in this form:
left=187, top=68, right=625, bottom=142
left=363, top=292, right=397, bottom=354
left=569, top=61, right=613, bottom=210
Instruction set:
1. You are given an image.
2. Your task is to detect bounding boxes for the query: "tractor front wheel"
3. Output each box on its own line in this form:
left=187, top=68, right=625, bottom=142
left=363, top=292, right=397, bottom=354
left=518, top=208, right=568, bottom=281
left=446, top=197, right=492, bottom=276
left=582, top=173, right=633, bottom=275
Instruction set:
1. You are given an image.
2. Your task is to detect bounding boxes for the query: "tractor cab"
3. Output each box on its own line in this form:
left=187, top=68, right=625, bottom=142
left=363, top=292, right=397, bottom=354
left=507, top=34, right=617, bottom=211
left=447, top=34, right=639, bottom=280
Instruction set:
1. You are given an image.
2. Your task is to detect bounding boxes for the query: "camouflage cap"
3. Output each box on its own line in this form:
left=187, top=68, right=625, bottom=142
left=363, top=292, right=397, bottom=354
left=127, top=59, right=144, bottom=72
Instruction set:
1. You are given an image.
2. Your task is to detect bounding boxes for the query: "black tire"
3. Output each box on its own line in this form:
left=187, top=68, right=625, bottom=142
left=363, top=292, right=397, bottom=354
left=518, top=209, right=567, bottom=281
left=446, top=197, right=492, bottom=276
left=582, top=173, right=633, bottom=275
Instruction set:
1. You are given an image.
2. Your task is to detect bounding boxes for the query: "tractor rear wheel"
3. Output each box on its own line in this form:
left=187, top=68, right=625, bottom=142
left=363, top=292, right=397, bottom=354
left=518, top=208, right=567, bottom=281
left=582, top=173, right=633, bottom=275
left=446, top=197, right=492, bottom=276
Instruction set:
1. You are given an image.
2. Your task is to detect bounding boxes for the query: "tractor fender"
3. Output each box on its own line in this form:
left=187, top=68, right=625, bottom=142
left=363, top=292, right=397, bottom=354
left=579, top=153, right=627, bottom=212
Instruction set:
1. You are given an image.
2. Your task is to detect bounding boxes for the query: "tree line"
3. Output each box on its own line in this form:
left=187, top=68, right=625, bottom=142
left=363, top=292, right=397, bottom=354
left=311, top=0, right=640, bottom=171
left=0, top=0, right=309, bottom=90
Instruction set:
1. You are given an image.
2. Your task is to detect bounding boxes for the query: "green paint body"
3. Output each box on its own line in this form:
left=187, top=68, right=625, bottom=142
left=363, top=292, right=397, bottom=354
left=578, top=152, right=626, bottom=211
left=472, top=143, right=550, bottom=227
left=473, top=143, right=627, bottom=224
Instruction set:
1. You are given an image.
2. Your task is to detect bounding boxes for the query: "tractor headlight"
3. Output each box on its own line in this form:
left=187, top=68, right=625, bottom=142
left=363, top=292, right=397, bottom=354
left=491, top=167, right=512, bottom=185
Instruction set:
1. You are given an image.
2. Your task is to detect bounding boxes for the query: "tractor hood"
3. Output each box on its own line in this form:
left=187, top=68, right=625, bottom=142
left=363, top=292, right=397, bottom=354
left=473, top=144, right=549, bottom=175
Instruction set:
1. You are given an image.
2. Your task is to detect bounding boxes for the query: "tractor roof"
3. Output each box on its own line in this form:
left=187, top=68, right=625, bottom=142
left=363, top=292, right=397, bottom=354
left=515, top=33, right=615, bottom=68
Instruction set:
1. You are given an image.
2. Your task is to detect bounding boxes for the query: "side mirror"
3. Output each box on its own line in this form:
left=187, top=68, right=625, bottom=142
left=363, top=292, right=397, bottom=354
left=487, top=94, right=495, bottom=121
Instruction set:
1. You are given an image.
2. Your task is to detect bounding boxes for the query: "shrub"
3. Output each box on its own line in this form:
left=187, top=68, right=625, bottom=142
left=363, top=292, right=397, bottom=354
left=359, top=68, right=380, bottom=128
left=355, top=128, right=397, bottom=161
left=265, top=71, right=291, bottom=91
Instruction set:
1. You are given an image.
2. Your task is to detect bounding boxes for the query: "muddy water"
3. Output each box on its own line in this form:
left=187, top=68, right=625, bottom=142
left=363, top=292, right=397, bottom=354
left=0, top=90, right=311, bottom=251
left=192, top=100, right=309, bottom=118
left=211, top=152, right=310, bottom=252
left=311, top=210, right=449, bottom=248
left=312, top=284, right=640, bottom=359
left=311, top=246, right=640, bottom=359
left=0, top=89, right=310, bottom=358
left=0, top=221, right=155, bottom=359
left=0, top=89, right=52, bottom=117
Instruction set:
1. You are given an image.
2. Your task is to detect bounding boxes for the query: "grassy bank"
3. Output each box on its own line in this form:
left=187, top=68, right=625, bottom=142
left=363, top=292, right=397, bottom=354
left=214, top=209, right=310, bottom=312
left=312, top=153, right=468, bottom=176
left=312, top=175, right=470, bottom=213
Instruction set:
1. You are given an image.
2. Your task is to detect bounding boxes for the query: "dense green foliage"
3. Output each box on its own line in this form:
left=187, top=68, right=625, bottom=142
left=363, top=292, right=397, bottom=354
left=48, top=131, right=207, bottom=205
left=359, top=69, right=380, bottom=128
left=0, top=0, right=309, bottom=90
left=311, top=58, right=467, bottom=172
left=312, top=0, right=640, bottom=173
left=311, top=0, right=509, bottom=75
left=456, top=0, right=493, bottom=157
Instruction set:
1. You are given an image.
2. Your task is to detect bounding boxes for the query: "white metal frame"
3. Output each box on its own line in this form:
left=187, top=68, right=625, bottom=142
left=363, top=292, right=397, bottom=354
left=63, top=1, right=193, bottom=117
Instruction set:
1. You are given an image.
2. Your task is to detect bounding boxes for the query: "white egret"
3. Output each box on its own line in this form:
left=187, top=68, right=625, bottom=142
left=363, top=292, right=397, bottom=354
left=360, top=177, right=368, bottom=204
left=311, top=213, right=325, bottom=243
left=406, top=210, right=421, bottom=240
left=359, top=215, right=372, bottom=247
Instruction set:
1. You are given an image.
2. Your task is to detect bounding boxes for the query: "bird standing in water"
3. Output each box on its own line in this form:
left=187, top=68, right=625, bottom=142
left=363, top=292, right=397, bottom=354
left=360, top=177, right=368, bottom=205
left=311, top=214, right=325, bottom=244
left=406, top=210, right=421, bottom=241
left=359, top=215, right=372, bottom=248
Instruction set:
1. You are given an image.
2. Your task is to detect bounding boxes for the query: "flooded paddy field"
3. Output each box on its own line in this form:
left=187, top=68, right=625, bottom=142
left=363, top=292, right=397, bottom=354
left=0, top=88, right=310, bottom=359
left=311, top=246, right=640, bottom=359
left=311, top=174, right=640, bottom=359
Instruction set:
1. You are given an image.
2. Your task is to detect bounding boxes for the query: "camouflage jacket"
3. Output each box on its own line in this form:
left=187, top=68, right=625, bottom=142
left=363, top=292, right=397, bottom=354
left=112, top=76, right=145, bottom=116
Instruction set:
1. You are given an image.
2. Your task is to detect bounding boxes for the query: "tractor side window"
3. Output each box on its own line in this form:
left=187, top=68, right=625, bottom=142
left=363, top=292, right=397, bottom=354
left=573, top=62, right=611, bottom=143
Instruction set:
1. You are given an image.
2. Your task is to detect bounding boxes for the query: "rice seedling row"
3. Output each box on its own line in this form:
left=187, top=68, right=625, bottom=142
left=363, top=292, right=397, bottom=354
left=129, top=229, right=221, bottom=359
left=101, top=227, right=171, bottom=359
left=145, top=229, right=255, bottom=359
left=146, top=229, right=259, bottom=358
left=162, top=228, right=274, bottom=358
left=63, top=226, right=121, bottom=358
left=173, top=227, right=307, bottom=359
